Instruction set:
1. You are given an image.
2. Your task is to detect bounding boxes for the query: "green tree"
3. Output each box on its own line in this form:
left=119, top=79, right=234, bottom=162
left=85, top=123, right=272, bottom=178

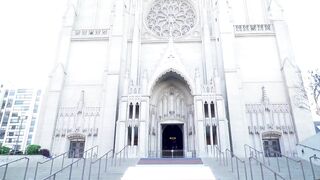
left=0, top=146, right=10, bottom=155
left=26, top=144, right=41, bottom=155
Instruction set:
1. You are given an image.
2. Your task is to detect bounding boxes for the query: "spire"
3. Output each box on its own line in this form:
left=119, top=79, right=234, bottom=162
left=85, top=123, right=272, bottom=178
left=261, top=86, right=270, bottom=104
left=77, top=90, right=85, bottom=114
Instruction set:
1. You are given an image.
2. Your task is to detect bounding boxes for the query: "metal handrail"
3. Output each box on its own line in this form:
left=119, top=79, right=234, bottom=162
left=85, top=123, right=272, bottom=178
left=249, top=156, right=286, bottom=180
left=41, top=157, right=85, bottom=180
left=214, top=146, right=225, bottom=165
left=88, top=149, right=113, bottom=180
left=0, top=157, right=29, bottom=180
left=298, top=144, right=320, bottom=153
left=34, top=150, right=69, bottom=179
left=309, top=154, right=320, bottom=180
left=148, top=150, right=197, bottom=158
left=244, top=144, right=267, bottom=165
left=225, top=148, right=248, bottom=180
left=225, top=149, right=233, bottom=170
left=34, top=145, right=98, bottom=180
left=114, top=145, right=129, bottom=166
left=267, top=149, right=305, bottom=180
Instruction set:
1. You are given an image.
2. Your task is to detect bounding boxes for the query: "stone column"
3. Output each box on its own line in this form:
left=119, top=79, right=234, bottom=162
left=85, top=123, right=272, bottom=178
left=99, top=0, right=128, bottom=154
left=34, top=0, right=77, bottom=151
left=216, top=0, right=250, bottom=156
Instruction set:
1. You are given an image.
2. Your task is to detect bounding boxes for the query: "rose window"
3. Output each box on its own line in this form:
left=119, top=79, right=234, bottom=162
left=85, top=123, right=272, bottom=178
left=146, top=0, right=196, bottom=38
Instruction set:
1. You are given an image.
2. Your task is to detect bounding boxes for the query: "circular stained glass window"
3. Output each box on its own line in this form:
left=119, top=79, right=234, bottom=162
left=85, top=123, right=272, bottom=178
left=146, top=0, right=196, bottom=38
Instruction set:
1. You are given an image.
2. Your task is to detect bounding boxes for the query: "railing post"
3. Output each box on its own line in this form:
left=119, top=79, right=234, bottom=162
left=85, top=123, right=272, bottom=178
left=260, top=163, right=264, bottom=180
left=249, top=158, right=254, bottom=180
left=3, top=164, right=8, bottom=180
left=236, top=159, right=240, bottom=180
left=69, top=163, right=73, bottom=180
left=243, top=161, right=248, bottom=180
left=88, top=160, right=92, bottom=180
left=225, top=150, right=228, bottom=166
left=231, top=156, right=234, bottom=172
left=81, top=158, right=86, bottom=180
left=300, top=161, right=306, bottom=180
left=62, top=154, right=65, bottom=169
left=286, top=157, right=292, bottom=180
left=98, top=159, right=102, bottom=180
left=23, top=158, right=29, bottom=180
left=309, top=155, right=316, bottom=180
left=276, top=155, right=280, bottom=172
left=105, top=155, right=108, bottom=172
left=34, top=162, right=39, bottom=180
left=50, top=158, right=54, bottom=175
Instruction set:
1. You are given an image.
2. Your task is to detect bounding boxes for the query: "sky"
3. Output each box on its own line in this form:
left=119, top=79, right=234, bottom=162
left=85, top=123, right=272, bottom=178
left=0, top=0, right=319, bottom=116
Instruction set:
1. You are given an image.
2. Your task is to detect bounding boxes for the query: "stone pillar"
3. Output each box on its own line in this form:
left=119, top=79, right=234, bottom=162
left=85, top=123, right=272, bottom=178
left=99, top=0, right=127, bottom=154
left=139, top=100, right=148, bottom=157
left=34, top=1, right=77, bottom=151
left=194, top=98, right=206, bottom=156
left=216, top=0, right=250, bottom=156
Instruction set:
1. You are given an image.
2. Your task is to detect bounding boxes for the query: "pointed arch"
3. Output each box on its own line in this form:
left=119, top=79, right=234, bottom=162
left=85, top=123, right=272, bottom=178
left=148, top=68, right=195, bottom=96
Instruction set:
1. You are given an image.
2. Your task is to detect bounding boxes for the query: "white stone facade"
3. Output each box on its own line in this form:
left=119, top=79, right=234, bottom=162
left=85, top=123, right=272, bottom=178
left=35, top=0, right=316, bottom=157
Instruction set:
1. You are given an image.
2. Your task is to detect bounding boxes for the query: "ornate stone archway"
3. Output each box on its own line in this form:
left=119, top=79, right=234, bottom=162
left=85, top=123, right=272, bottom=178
left=148, top=71, right=195, bottom=157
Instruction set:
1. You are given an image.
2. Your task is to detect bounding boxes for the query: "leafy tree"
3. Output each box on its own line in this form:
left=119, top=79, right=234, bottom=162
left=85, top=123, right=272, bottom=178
left=0, top=146, right=10, bottom=155
left=26, top=144, right=41, bottom=155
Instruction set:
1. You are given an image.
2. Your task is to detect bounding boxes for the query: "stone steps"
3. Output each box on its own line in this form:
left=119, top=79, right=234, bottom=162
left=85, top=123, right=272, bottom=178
left=1, top=155, right=320, bottom=180
left=203, top=156, right=320, bottom=180
left=0, top=157, right=138, bottom=180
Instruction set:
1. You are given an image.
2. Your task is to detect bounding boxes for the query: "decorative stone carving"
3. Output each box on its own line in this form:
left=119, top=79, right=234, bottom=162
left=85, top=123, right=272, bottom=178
left=146, top=0, right=196, bottom=38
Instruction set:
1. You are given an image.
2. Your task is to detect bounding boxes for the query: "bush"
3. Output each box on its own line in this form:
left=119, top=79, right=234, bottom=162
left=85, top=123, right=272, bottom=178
left=39, top=149, right=51, bottom=158
left=0, top=146, right=10, bottom=155
left=26, top=144, right=41, bottom=155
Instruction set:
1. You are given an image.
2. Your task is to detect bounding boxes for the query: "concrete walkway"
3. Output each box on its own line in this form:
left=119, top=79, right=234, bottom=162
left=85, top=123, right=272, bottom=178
left=122, top=164, right=216, bottom=180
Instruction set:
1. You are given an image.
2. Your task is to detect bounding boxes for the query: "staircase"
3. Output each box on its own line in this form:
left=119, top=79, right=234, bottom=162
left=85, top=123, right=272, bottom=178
left=1, top=146, right=320, bottom=180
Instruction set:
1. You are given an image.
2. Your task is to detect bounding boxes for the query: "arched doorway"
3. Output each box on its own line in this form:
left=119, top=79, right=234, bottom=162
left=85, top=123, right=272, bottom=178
left=148, top=71, right=195, bottom=158
left=162, top=124, right=184, bottom=157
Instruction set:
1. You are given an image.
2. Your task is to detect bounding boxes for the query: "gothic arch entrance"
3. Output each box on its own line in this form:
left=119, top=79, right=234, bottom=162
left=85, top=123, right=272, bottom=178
left=148, top=71, right=195, bottom=158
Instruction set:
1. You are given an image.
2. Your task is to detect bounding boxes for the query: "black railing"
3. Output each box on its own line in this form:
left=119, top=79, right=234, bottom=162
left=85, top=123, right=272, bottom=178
left=34, top=145, right=98, bottom=180
left=225, top=148, right=248, bottom=180
left=0, top=157, right=29, bottom=180
left=267, top=149, right=305, bottom=180
left=309, top=154, right=320, bottom=180
left=41, top=155, right=85, bottom=180
left=249, top=156, right=285, bottom=180
left=88, top=149, right=113, bottom=180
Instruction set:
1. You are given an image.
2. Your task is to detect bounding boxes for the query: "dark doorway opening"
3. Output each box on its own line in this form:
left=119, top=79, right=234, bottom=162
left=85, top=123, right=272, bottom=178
left=263, top=138, right=281, bottom=157
left=69, top=141, right=85, bottom=158
left=162, top=124, right=183, bottom=158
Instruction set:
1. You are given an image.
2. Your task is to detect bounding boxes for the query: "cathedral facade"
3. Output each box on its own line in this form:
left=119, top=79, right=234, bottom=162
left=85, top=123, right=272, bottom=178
left=35, top=0, right=316, bottom=158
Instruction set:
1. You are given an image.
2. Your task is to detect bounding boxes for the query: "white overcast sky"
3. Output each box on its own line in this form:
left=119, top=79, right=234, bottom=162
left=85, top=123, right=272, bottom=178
left=0, top=0, right=319, bottom=85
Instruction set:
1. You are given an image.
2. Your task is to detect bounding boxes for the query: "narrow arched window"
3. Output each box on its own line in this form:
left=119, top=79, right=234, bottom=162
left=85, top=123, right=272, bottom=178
left=135, top=103, right=139, bottom=119
left=134, top=126, right=139, bottom=145
left=206, top=125, right=211, bottom=145
left=127, top=126, right=132, bottom=145
left=212, top=125, right=217, bottom=145
left=210, top=101, right=215, bottom=118
left=204, top=101, right=209, bottom=118
left=129, top=103, right=133, bottom=119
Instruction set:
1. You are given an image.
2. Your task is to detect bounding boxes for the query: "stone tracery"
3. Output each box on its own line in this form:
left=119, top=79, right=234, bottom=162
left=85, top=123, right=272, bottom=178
left=146, top=0, right=196, bottom=38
